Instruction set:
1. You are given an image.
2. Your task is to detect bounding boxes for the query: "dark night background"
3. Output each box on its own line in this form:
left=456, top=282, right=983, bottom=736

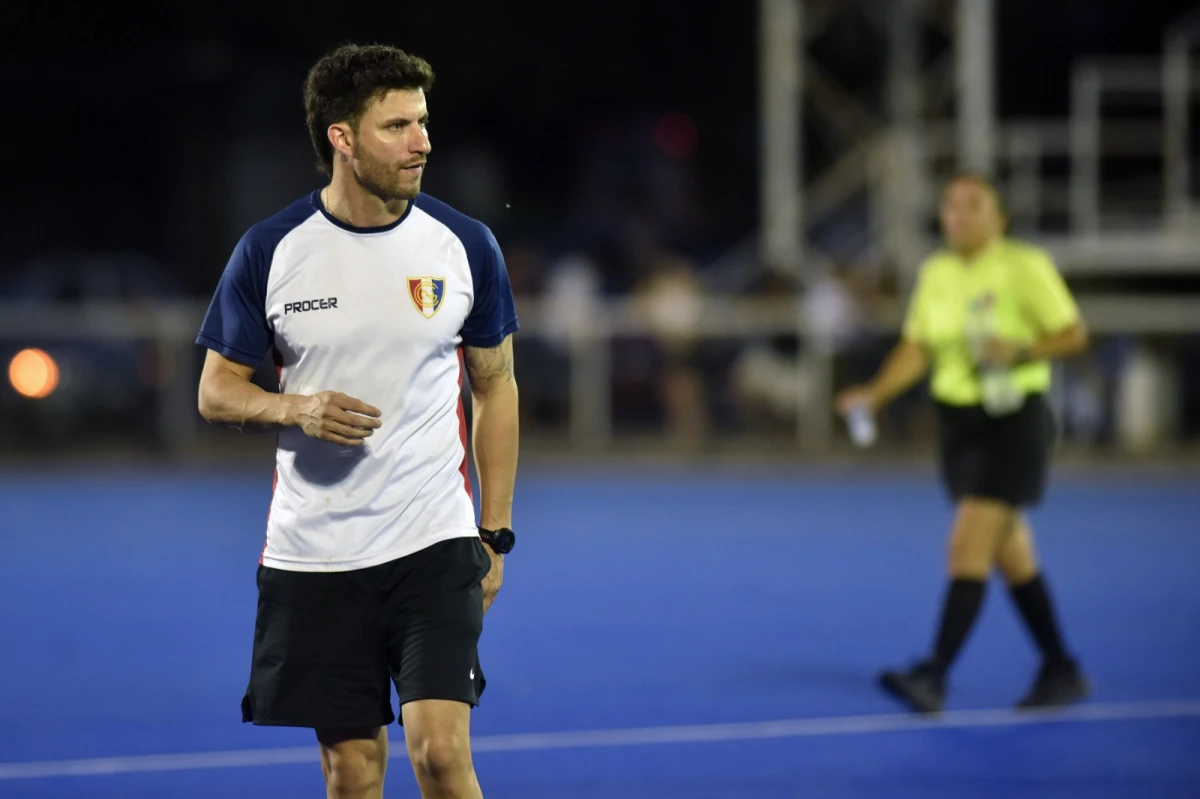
left=0, top=0, right=1196, bottom=452
left=2, top=0, right=1193, bottom=295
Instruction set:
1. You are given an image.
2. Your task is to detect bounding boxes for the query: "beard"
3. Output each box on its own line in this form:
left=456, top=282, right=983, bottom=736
left=353, top=149, right=423, bottom=203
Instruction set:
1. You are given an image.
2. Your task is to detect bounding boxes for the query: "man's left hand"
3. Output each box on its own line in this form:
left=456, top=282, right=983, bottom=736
left=481, top=543, right=504, bottom=615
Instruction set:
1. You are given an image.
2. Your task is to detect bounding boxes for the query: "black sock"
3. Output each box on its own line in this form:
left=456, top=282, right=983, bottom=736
left=929, top=578, right=987, bottom=676
left=1009, top=573, right=1070, bottom=667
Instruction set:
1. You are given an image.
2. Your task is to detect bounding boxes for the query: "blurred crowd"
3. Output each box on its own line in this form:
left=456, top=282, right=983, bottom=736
left=2, top=101, right=1197, bottom=455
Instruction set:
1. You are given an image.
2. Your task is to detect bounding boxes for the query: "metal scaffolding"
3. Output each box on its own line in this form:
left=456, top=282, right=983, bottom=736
left=758, top=0, right=805, bottom=280
left=955, top=0, right=996, bottom=175
left=754, top=0, right=1200, bottom=451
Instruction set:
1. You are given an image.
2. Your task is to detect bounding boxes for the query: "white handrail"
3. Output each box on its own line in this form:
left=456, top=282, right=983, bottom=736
left=2, top=296, right=1198, bottom=452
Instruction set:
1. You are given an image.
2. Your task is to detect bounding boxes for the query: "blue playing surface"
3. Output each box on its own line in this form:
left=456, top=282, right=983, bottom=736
left=0, top=463, right=1197, bottom=797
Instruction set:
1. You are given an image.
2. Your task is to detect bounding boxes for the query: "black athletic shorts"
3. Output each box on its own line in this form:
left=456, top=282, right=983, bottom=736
left=936, top=392, right=1058, bottom=508
left=241, top=536, right=491, bottom=729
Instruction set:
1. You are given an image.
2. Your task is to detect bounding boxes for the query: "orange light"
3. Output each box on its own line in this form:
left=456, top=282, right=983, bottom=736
left=9, top=348, right=60, bottom=399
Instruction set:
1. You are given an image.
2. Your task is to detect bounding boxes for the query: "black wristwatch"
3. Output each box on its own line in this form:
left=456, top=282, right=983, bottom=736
left=478, top=526, right=515, bottom=555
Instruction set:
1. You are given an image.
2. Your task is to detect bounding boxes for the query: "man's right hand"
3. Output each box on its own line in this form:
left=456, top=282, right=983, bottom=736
left=290, top=391, right=382, bottom=446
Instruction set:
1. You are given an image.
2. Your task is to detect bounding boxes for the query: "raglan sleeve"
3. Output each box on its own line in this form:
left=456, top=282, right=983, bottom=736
left=195, top=230, right=273, bottom=366
left=460, top=225, right=520, bottom=348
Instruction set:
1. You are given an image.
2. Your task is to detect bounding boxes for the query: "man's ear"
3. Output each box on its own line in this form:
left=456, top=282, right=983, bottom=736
left=328, top=122, right=355, bottom=163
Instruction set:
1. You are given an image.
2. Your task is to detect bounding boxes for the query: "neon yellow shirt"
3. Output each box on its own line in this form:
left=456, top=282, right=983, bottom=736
left=902, top=238, right=1080, bottom=406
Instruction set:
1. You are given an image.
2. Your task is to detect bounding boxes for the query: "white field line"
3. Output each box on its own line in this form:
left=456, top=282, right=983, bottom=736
left=2, top=699, right=1198, bottom=780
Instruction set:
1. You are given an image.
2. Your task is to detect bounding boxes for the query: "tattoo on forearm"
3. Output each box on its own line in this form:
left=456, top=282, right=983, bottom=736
left=465, top=339, right=515, bottom=386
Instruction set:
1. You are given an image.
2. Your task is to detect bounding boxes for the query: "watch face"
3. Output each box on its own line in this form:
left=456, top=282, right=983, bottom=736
left=480, top=528, right=514, bottom=553
left=495, top=529, right=515, bottom=553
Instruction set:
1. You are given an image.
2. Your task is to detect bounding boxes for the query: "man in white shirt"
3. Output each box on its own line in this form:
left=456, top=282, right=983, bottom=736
left=196, top=43, right=519, bottom=799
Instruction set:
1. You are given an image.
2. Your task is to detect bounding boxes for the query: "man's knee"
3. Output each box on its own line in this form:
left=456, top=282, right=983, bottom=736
left=403, top=699, right=475, bottom=788
left=407, top=730, right=472, bottom=784
left=318, top=728, right=387, bottom=799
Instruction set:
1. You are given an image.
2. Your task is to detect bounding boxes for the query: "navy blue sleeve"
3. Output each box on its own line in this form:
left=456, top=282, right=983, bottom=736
left=461, top=226, right=520, bottom=349
left=195, top=230, right=273, bottom=366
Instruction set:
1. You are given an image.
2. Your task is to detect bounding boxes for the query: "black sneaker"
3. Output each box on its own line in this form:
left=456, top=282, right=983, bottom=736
left=1016, top=660, right=1091, bottom=710
left=879, top=661, right=945, bottom=714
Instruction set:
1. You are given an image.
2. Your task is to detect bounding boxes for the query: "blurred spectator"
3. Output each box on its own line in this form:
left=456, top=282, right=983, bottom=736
left=519, top=251, right=603, bottom=430
left=804, top=263, right=864, bottom=356
left=633, top=250, right=710, bottom=449
left=731, top=264, right=875, bottom=433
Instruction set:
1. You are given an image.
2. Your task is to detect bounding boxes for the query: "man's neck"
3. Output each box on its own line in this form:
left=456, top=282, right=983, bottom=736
left=323, top=172, right=409, bottom=228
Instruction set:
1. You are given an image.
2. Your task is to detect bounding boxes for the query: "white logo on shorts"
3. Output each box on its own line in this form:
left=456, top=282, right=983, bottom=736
left=470, top=668, right=476, bottom=680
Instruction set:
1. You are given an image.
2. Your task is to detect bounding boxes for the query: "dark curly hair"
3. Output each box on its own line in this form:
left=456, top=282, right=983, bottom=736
left=304, top=44, right=435, bottom=177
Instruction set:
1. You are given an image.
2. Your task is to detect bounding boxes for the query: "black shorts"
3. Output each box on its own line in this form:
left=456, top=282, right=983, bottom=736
left=936, top=393, right=1058, bottom=508
left=241, top=536, right=491, bottom=729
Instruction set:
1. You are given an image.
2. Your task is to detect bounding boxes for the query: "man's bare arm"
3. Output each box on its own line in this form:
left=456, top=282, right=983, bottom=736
left=464, top=336, right=519, bottom=530
left=197, top=350, right=381, bottom=446
left=463, top=336, right=519, bottom=614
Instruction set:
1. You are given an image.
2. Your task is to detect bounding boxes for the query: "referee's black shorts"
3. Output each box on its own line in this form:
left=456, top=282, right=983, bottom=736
left=936, top=393, right=1058, bottom=508
left=241, top=536, right=491, bottom=730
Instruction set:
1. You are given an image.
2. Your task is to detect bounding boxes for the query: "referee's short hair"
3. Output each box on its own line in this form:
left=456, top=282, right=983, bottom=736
left=304, top=44, right=436, bottom=177
left=943, top=170, right=1009, bottom=221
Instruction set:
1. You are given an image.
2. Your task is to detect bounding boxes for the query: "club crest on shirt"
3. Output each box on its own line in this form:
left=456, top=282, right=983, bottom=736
left=407, top=277, right=446, bottom=319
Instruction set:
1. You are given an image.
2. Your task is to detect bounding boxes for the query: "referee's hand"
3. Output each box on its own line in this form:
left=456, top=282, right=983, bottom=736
left=835, top=385, right=878, bottom=416
left=292, top=391, right=382, bottom=446
left=978, top=337, right=1020, bottom=367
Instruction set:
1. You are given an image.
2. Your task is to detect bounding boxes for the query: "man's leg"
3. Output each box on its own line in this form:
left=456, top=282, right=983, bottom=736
left=402, top=699, right=482, bottom=799
left=316, top=727, right=389, bottom=799
left=243, top=566, right=395, bottom=796
left=384, top=538, right=491, bottom=798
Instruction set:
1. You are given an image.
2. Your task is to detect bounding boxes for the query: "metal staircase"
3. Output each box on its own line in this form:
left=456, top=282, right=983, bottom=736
left=754, top=0, right=1200, bottom=290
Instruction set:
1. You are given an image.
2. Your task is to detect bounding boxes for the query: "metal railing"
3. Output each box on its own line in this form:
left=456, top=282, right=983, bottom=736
left=753, top=1, right=1200, bottom=291
left=2, top=295, right=1198, bottom=455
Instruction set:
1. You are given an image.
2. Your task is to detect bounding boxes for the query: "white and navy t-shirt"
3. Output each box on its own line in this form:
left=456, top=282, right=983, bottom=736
left=197, top=191, right=518, bottom=572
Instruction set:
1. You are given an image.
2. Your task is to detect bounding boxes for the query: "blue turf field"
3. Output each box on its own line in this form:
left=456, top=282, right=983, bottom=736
left=0, top=465, right=1197, bottom=797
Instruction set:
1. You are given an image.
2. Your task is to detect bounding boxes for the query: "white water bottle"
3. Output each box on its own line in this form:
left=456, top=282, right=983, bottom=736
left=967, top=296, right=1023, bottom=417
left=845, top=402, right=877, bottom=448
left=979, top=365, right=1023, bottom=416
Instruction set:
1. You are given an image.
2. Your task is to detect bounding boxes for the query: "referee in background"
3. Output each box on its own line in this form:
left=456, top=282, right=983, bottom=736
left=837, top=173, right=1091, bottom=714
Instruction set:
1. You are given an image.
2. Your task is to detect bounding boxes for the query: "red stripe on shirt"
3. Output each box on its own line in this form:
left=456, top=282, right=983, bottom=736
left=456, top=347, right=473, bottom=501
